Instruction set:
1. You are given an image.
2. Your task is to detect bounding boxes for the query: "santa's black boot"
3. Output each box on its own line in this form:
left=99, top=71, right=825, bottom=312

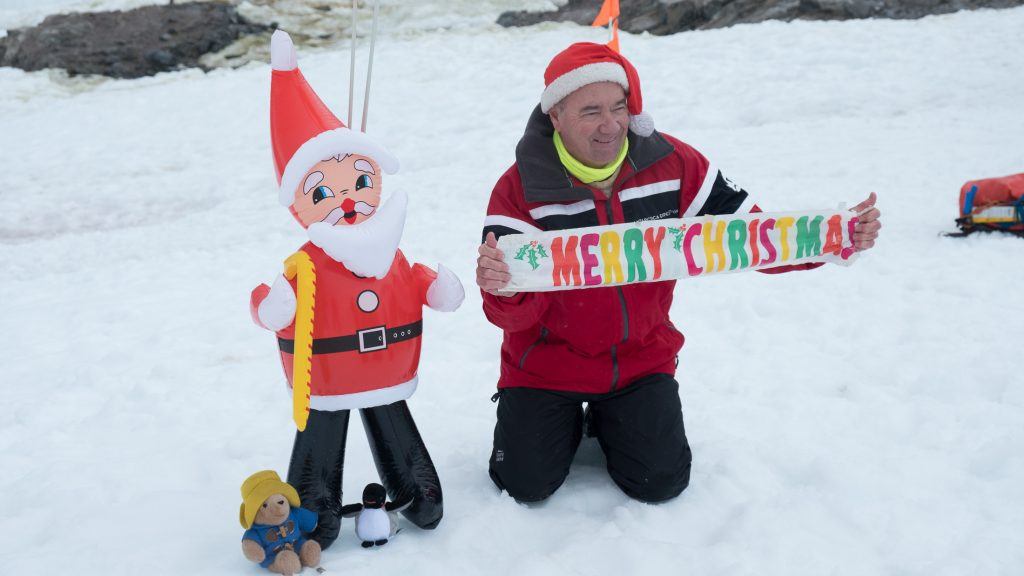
left=288, top=409, right=351, bottom=550
left=361, top=401, right=443, bottom=529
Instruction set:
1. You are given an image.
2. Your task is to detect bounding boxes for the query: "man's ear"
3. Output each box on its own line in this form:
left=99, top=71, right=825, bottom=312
left=548, top=109, right=561, bottom=132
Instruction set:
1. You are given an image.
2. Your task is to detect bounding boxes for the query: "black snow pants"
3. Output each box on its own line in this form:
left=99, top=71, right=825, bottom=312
left=287, top=401, right=442, bottom=550
left=489, top=373, right=692, bottom=504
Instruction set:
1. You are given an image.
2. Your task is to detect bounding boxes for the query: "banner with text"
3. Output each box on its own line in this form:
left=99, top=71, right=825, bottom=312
left=497, top=209, right=860, bottom=293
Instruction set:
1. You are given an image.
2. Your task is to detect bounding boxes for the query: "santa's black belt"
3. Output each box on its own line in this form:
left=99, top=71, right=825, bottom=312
left=277, top=320, right=422, bottom=355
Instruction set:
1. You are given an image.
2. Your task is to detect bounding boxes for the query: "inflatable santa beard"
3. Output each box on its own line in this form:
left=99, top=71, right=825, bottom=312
left=306, top=187, right=408, bottom=280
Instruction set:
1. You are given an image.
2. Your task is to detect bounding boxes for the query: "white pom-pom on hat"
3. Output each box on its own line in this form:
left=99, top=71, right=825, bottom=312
left=629, top=112, right=655, bottom=137
left=271, top=30, right=297, bottom=71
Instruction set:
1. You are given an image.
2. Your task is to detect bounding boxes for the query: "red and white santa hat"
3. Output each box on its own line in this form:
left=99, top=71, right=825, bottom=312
left=269, top=30, right=399, bottom=207
left=540, top=42, right=654, bottom=137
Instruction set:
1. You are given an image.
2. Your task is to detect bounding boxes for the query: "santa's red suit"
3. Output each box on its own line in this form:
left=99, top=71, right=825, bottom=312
left=252, top=244, right=437, bottom=411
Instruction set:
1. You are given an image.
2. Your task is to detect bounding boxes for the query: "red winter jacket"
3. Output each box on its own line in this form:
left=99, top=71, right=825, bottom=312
left=481, top=106, right=820, bottom=395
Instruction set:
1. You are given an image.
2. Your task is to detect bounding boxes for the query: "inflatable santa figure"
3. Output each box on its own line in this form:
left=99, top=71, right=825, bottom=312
left=249, top=30, right=464, bottom=549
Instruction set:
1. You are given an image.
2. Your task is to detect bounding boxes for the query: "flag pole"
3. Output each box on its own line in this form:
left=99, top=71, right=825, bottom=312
left=360, top=0, right=379, bottom=133
left=591, top=0, right=621, bottom=53
left=348, top=0, right=357, bottom=127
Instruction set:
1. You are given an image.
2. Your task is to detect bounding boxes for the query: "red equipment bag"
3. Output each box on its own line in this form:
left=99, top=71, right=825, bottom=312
left=956, top=173, right=1024, bottom=235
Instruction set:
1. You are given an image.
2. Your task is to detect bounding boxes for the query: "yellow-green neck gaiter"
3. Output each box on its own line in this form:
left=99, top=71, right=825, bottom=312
left=554, top=131, right=628, bottom=184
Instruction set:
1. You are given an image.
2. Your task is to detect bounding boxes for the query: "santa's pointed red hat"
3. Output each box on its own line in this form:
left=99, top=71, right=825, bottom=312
left=540, top=42, right=654, bottom=137
left=270, top=30, right=399, bottom=206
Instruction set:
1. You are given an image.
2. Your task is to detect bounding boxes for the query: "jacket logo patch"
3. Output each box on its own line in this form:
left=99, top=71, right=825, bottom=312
left=635, top=209, right=679, bottom=222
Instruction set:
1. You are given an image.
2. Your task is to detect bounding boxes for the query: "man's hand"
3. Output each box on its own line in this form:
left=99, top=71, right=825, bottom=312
left=851, top=192, right=882, bottom=251
left=477, top=232, right=515, bottom=296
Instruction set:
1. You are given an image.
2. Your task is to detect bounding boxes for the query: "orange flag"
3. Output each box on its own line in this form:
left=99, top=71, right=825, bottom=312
left=591, top=0, right=620, bottom=26
left=591, top=0, right=621, bottom=53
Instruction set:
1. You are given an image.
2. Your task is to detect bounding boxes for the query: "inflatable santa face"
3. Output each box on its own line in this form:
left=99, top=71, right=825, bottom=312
left=291, top=155, right=383, bottom=228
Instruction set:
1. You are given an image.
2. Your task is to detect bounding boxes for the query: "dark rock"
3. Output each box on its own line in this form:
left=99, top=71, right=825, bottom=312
left=0, top=1, right=270, bottom=79
left=146, top=49, right=175, bottom=67
left=498, top=0, right=1024, bottom=34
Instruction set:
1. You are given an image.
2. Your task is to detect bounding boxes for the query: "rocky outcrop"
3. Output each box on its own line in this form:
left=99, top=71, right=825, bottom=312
left=497, top=0, right=1024, bottom=34
left=0, top=2, right=269, bottom=79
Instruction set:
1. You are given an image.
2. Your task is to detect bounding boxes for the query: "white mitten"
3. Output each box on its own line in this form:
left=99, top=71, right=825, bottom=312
left=426, top=263, right=465, bottom=312
left=258, top=275, right=297, bottom=331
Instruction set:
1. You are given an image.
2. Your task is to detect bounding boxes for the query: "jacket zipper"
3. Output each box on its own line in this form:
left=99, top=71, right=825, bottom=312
left=604, top=197, right=630, bottom=392
left=518, top=326, right=548, bottom=370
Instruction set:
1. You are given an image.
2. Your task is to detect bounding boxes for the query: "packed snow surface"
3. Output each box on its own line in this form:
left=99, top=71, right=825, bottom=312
left=2, top=5, right=1023, bottom=575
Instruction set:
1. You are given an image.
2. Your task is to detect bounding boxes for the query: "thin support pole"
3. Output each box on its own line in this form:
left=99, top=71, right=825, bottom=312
left=348, top=0, right=357, bottom=128
left=360, top=0, right=380, bottom=133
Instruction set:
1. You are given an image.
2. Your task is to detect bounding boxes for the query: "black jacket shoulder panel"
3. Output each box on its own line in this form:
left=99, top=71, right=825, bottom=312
left=514, top=105, right=592, bottom=203
left=626, top=129, right=675, bottom=174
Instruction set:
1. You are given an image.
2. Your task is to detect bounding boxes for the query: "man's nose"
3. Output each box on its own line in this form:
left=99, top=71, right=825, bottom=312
left=598, top=111, right=621, bottom=133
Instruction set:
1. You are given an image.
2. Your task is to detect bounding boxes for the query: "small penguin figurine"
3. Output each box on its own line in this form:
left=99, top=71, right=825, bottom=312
left=341, top=483, right=412, bottom=548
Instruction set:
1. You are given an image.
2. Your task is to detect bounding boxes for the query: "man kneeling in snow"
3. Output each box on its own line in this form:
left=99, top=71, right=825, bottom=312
left=476, top=43, right=881, bottom=504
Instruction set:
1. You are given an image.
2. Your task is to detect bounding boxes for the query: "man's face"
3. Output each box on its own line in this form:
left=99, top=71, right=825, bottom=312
left=549, top=81, right=629, bottom=168
left=291, top=154, right=382, bottom=228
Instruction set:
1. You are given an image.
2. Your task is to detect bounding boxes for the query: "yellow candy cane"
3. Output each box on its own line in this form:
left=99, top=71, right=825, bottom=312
left=283, top=251, right=316, bottom=431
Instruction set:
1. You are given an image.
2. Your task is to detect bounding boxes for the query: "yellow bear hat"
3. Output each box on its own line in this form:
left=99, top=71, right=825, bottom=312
left=239, top=470, right=301, bottom=529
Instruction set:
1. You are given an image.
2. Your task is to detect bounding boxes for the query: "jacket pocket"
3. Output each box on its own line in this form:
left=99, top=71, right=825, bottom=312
left=518, top=326, right=548, bottom=370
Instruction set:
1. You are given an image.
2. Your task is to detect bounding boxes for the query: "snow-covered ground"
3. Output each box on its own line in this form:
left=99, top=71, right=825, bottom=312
left=2, top=4, right=1023, bottom=575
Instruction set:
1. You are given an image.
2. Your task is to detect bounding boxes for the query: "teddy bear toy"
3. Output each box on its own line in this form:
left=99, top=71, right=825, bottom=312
left=240, top=471, right=321, bottom=575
